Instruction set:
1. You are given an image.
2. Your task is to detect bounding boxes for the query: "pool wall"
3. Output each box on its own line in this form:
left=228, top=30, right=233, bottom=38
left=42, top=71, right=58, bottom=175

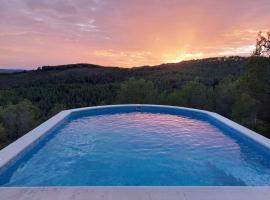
left=0, top=104, right=270, bottom=181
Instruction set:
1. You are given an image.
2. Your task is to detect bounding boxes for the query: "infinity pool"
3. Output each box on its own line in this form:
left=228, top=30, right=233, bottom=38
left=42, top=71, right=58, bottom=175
left=0, top=106, right=270, bottom=186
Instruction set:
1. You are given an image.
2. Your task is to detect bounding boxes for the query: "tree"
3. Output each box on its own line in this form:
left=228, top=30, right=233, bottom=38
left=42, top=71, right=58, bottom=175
left=48, top=103, right=66, bottom=117
left=0, top=123, right=6, bottom=148
left=214, top=80, right=235, bottom=118
left=245, top=57, right=270, bottom=119
left=253, top=31, right=270, bottom=57
left=232, top=93, right=257, bottom=128
left=0, top=100, right=39, bottom=140
left=167, top=81, right=214, bottom=110
left=239, top=57, right=270, bottom=136
left=115, top=78, right=160, bottom=104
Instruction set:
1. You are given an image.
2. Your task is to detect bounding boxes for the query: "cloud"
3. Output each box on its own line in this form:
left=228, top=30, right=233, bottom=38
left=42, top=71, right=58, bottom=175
left=0, top=0, right=270, bottom=68
left=75, top=20, right=99, bottom=32
left=218, top=45, right=255, bottom=56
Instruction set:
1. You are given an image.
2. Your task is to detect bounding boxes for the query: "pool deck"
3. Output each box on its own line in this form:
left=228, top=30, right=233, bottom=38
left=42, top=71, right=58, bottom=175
left=0, top=187, right=270, bottom=200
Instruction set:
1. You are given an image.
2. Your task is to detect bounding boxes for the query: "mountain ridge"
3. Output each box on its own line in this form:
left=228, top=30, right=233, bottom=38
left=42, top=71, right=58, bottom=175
left=0, top=56, right=246, bottom=89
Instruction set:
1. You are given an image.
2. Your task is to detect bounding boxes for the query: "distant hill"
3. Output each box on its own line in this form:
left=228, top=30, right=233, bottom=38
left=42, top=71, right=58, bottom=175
left=0, top=56, right=246, bottom=89
left=0, top=69, right=25, bottom=74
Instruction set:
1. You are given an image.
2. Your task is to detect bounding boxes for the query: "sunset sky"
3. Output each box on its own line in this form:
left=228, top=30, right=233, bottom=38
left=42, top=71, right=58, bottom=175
left=0, top=0, right=269, bottom=69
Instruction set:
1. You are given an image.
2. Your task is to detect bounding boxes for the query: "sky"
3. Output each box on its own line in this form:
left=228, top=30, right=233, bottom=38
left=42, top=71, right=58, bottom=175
left=0, top=0, right=269, bottom=69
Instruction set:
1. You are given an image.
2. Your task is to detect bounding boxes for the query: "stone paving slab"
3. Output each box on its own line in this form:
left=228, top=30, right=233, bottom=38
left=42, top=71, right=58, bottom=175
left=0, top=187, right=270, bottom=200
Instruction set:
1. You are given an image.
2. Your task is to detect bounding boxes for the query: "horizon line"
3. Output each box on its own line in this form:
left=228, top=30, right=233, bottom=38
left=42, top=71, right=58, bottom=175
left=0, top=55, right=248, bottom=70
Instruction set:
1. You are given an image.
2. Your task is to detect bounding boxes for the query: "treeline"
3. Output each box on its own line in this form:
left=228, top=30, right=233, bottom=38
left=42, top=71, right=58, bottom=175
left=0, top=56, right=269, bottom=149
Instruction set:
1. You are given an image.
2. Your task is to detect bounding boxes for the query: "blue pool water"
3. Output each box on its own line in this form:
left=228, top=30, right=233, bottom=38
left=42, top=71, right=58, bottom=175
left=0, top=109, right=270, bottom=186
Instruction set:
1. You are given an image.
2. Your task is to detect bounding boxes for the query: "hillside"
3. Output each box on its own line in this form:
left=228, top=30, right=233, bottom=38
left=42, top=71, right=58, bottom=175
left=0, top=56, right=245, bottom=89
left=0, top=56, right=248, bottom=115
left=0, top=69, right=25, bottom=74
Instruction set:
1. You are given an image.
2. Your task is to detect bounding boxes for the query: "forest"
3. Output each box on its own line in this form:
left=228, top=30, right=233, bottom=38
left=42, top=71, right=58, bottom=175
left=0, top=55, right=269, bottom=149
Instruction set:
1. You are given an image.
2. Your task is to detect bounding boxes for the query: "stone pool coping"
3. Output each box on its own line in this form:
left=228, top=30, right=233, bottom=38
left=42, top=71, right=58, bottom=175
left=0, top=104, right=270, bottom=199
left=1, top=186, right=270, bottom=200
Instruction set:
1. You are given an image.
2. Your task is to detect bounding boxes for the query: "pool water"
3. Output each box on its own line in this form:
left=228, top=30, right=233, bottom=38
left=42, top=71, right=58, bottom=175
left=1, top=112, right=270, bottom=186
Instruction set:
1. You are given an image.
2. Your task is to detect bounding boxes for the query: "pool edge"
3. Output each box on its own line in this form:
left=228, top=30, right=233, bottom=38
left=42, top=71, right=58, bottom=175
left=0, top=186, right=270, bottom=200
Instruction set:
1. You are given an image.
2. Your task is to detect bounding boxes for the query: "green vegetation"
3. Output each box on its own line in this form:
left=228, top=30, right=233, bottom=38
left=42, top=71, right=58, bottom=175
left=0, top=56, right=269, bottom=149
left=0, top=100, right=39, bottom=149
left=166, top=80, right=214, bottom=110
left=115, top=78, right=159, bottom=104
